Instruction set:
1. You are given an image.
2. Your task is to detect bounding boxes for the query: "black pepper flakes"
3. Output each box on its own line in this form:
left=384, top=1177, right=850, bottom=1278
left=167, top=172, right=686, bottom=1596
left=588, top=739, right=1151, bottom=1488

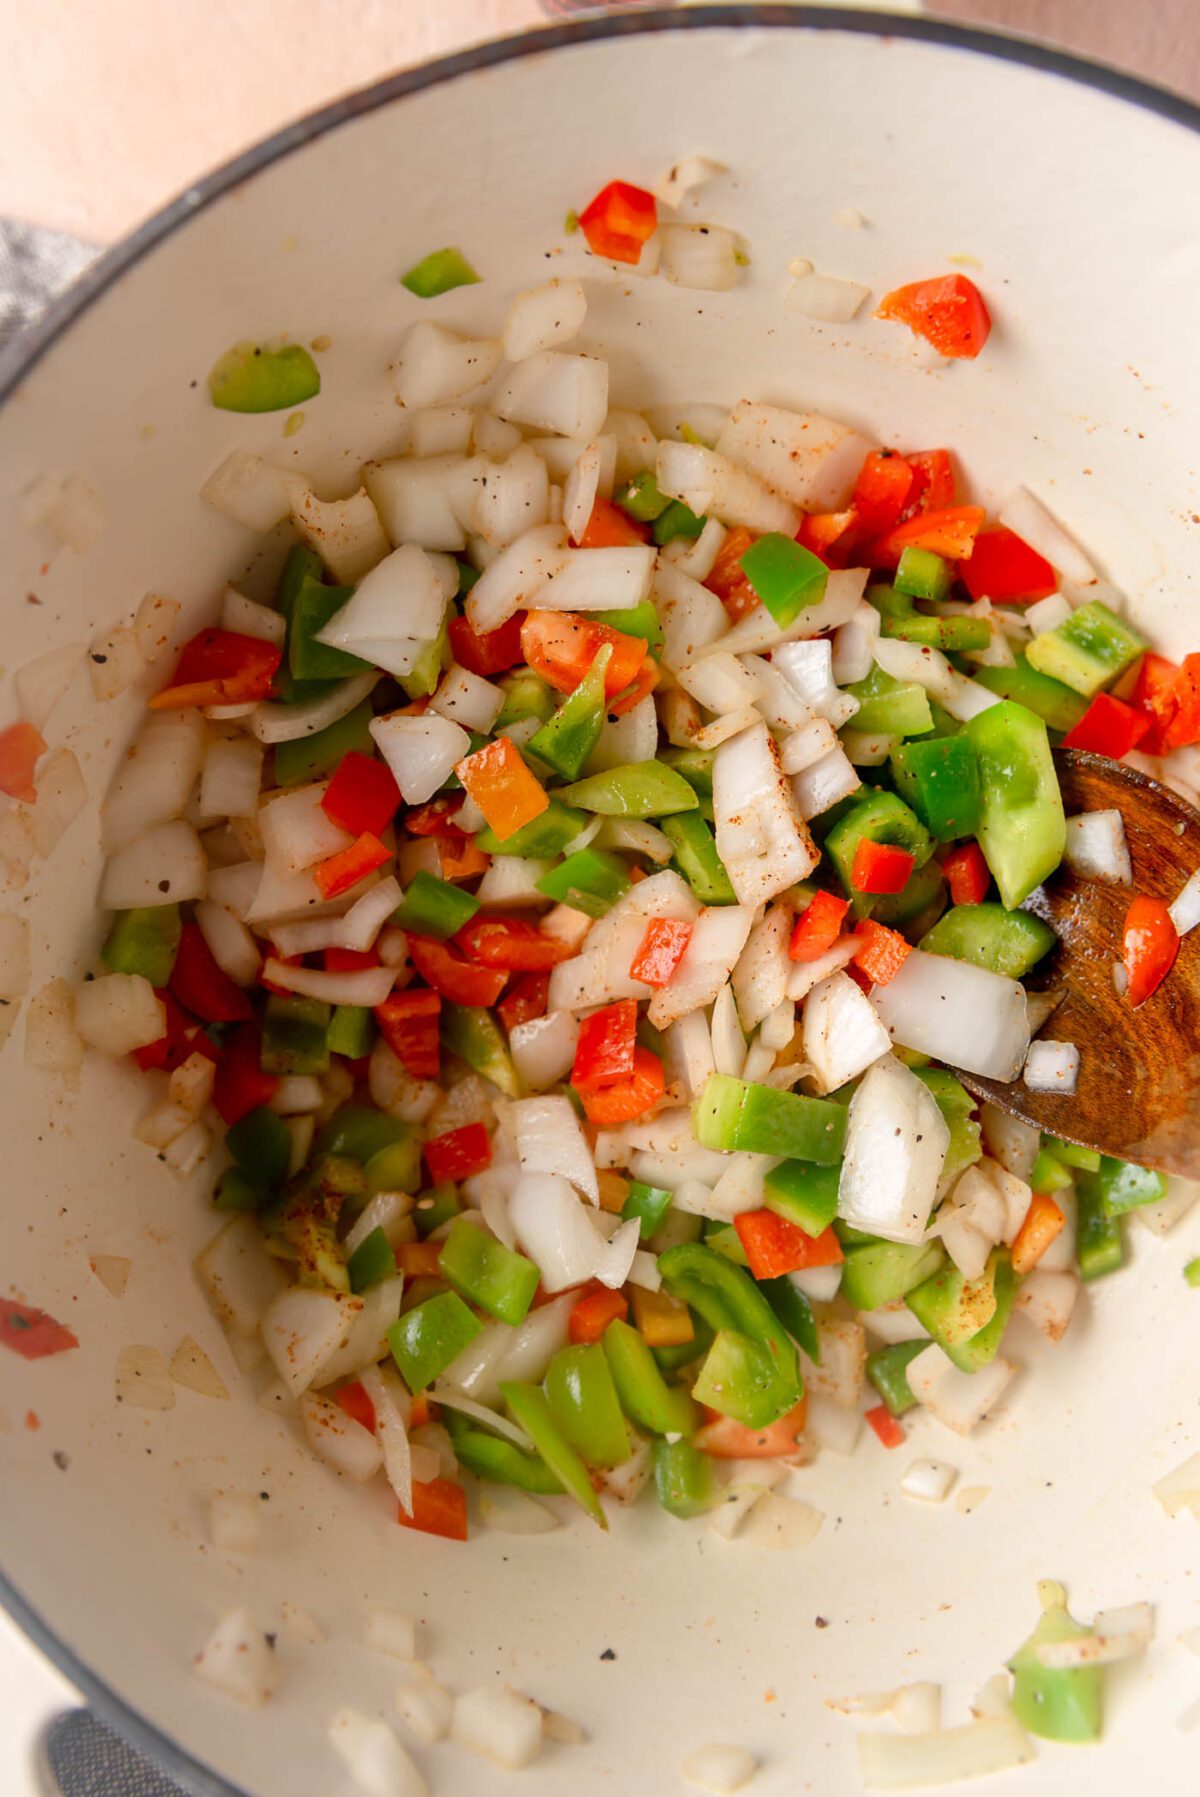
left=599, top=1648, right=616, bottom=1662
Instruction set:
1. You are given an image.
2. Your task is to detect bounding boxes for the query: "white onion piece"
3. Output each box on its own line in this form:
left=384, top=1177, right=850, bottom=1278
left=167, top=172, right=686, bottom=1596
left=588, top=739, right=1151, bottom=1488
left=509, top=1010, right=580, bottom=1090
left=1035, top=1603, right=1154, bottom=1670
left=785, top=936, right=857, bottom=1003
left=791, top=1263, right=843, bottom=1303
left=1023, top=1039, right=1079, bottom=1093
left=502, top=277, right=587, bottom=361
left=261, top=957, right=395, bottom=1007
left=369, top=1041, right=439, bottom=1123
left=194, top=900, right=261, bottom=988
left=659, top=223, right=739, bottom=291
left=900, top=1460, right=958, bottom=1505
left=472, top=444, right=551, bottom=548
left=102, top=709, right=206, bottom=852
left=251, top=672, right=378, bottom=744
left=169, top=1333, right=227, bottom=1398
left=393, top=320, right=502, bottom=408
left=464, top=522, right=571, bottom=635
left=1169, top=867, right=1200, bottom=936
left=590, top=695, right=658, bottom=773
left=473, top=855, right=549, bottom=910
left=803, top=971, right=890, bottom=1094
left=678, top=652, right=763, bottom=714
left=261, top=1288, right=362, bottom=1396
left=980, top=1104, right=1040, bottom=1181
left=716, top=401, right=872, bottom=511
left=604, top=408, right=657, bottom=483
left=427, top=664, right=503, bottom=734
left=365, top=453, right=479, bottom=554
left=655, top=563, right=730, bottom=666
left=666, top=1011, right=718, bottom=1100
left=710, top=982, right=746, bottom=1078
left=998, top=487, right=1094, bottom=588
left=663, top=515, right=727, bottom=581
left=100, top=820, right=207, bottom=910
left=872, top=949, right=1030, bottom=1082
left=533, top=543, right=656, bottom=614
left=907, top=1343, right=1016, bottom=1434
left=856, top=1715, right=1033, bottom=1789
left=1013, top=1267, right=1079, bottom=1342
left=267, top=1075, right=321, bottom=1116
left=494, top=350, right=609, bottom=440
left=787, top=270, right=870, bottom=321
left=344, top=1194, right=412, bottom=1258
left=789, top=742, right=858, bottom=816
left=396, top=1673, right=457, bottom=1744
left=199, top=736, right=263, bottom=821
left=772, top=637, right=859, bottom=725
left=202, top=449, right=303, bottom=531
left=259, top=783, right=352, bottom=877
left=193, top=1216, right=286, bottom=1348
left=1133, top=1180, right=1197, bottom=1235
left=1152, top=1450, right=1200, bottom=1518
left=940, top=670, right=1002, bottom=724
left=712, top=722, right=818, bottom=909
left=1022, top=593, right=1072, bottom=634
left=290, top=486, right=389, bottom=584
left=16, top=642, right=83, bottom=730
left=194, top=1609, right=277, bottom=1709
left=740, top=655, right=815, bottom=732
left=870, top=635, right=957, bottom=708
left=511, top=1094, right=597, bottom=1201
left=647, top=904, right=753, bottom=1031
left=731, top=902, right=791, bottom=1033
left=1064, top=810, right=1132, bottom=884
left=220, top=585, right=286, bottom=646
left=656, top=152, right=726, bottom=206
left=563, top=439, right=604, bottom=542
left=371, top=712, right=470, bottom=805
left=657, top=440, right=798, bottom=535
left=314, top=1278, right=403, bottom=1386
left=360, top=1365, right=413, bottom=1517
left=838, top=1056, right=950, bottom=1245
left=114, top=1343, right=176, bottom=1410
left=679, top=1743, right=758, bottom=1794
left=452, top=1685, right=543, bottom=1772
left=75, top=973, right=164, bottom=1057
left=29, top=748, right=85, bottom=858
left=509, top=1172, right=638, bottom=1291
left=315, top=544, right=448, bottom=677
left=832, top=1684, right=942, bottom=1736
left=328, top=1708, right=427, bottom=1797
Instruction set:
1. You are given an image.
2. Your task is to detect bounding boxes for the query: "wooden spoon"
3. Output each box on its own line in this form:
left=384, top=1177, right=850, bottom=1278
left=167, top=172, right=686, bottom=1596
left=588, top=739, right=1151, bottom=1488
left=954, top=749, right=1200, bottom=1179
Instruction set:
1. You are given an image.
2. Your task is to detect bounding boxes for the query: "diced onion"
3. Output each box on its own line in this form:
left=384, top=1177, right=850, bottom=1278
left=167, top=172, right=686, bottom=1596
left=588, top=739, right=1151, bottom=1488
left=787, top=269, right=870, bottom=321
left=509, top=1010, right=580, bottom=1091
left=1013, top=1267, right=1079, bottom=1342
left=656, top=154, right=727, bottom=206
left=716, top=401, right=872, bottom=512
left=1152, top=1450, right=1200, bottom=1518
left=494, top=350, right=609, bottom=441
left=1063, top=809, right=1132, bottom=885
left=371, top=712, right=470, bottom=806
left=657, top=440, right=798, bottom=535
left=1023, top=1039, right=1079, bottom=1094
left=805, top=1392, right=863, bottom=1456
left=679, top=1743, right=758, bottom=1794
left=315, top=544, right=448, bottom=677
left=713, top=722, right=818, bottom=910
left=393, top=320, right=502, bottom=409
left=452, top=1685, right=543, bottom=1772
left=907, top=1343, right=1016, bottom=1434
left=857, top=1715, right=1034, bottom=1789
left=194, top=1609, right=277, bottom=1709
left=464, top=522, right=571, bottom=635
left=871, top=949, right=1030, bottom=1083
left=512, top=1096, right=598, bottom=1202
left=261, top=957, right=395, bottom=1008
left=899, top=1459, right=958, bottom=1505
left=102, top=709, right=207, bottom=852
left=251, top=672, right=379, bottom=745
left=660, top=223, right=740, bottom=291
left=259, top=783, right=352, bottom=877
left=75, top=972, right=164, bottom=1057
left=802, top=970, right=890, bottom=1094
left=396, top=1673, right=456, bottom=1743
left=838, top=1057, right=950, bottom=1245
left=202, top=449, right=303, bottom=531
left=502, top=278, right=588, bottom=362
left=115, top=1343, right=175, bottom=1410
left=1169, top=866, right=1200, bottom=937
left=509, top=1172, right=638, bottom=1291
left=360, top=1365, right=414, bottom=1518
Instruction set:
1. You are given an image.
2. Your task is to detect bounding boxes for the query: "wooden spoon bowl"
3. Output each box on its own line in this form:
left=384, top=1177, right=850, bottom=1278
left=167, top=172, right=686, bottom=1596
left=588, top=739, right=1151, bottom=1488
left=956, top=749, right=1200, bottom=1179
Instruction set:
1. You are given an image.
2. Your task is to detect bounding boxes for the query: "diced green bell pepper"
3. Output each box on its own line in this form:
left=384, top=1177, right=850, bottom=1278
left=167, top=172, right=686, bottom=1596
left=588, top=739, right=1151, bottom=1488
left=590, top=600, right=664, bottom=650
left=273, top=700, right=375, bottom=787
left=389, top=1291, right=481, bottom=1392
left=889, top=736, right=982, bottom=841
left=263, top=1154, right=361, bottom=1292
left=693, top=1075, right=847, bottom=1164
left=1030, top=1147, right=1074, bottom=1193
left=661, top=748, right=714, bottom=803
left=261, top=994, right=330, bottom=1076
left=398, top=619, right=451, bottom=703
left=101, top=905, right=181, bottom=986
left=225, top=1105, right=291, bottom=1189
left=653, top=499, right=706, bottom=547
left=440, top=1002, right=519, bottom=1097
left=763, top=1161, right=840, bottom=1236
left=1075, top=1176, right=1125, bottom=1280
left=455, top=560, right=480, bottom=597
left=825, top=789, right=934, bottom=915
left=401, top=246, right=481, bottom=298
left=1025, top=601, right=1146, bottom=699
left=739, top=533, right=828, bottom=627
left=603, top=1318, right=701, bottom=1436
left=617, top=470, right=672, bottom=523
left=208, top=341, right=320, bottom=414
left=661, top=814, right=737, bottom=904
left=1044, top=1136, right=1100, bottom=1172
left=536, top=847, right=630, bottom=917
left=557, top=764, right=699, bottom=819
left=885, top=612, right=991, bottom=652
left=287, top=573, right=370, bottom=681
left=757, top=1276, right=821, bottom=1364
left=871, top=857, right=946, bottom=931
left=652, top=1436, right=717, bottom=1519
left=906, top=1249, right=1017, bottom=1373
left=894, top=546, right=953, bottom=603
left=840, top=1238, right=945, bottom=1311
left=445, top=1418, right=564, bottom=1494
left=414, top=1184, right=460, bottom=1236
left=1009, top=1586, right=1104, bottom=1743
left=347, top=1225, right=398, bottom=1293
left=496, top=668, right=557, bottom=729
left=705, top=1221, right=750, bottom=1267
left=973, top=655, right=1088, bottom=734
left=316, top=1107, right=422, bottom=1194
left=658, top=1243, right=802, bottom=1426
left=866, top=1339, right=928, bottom=1416
left=1095, top=1155, right=1166, bottom=1215
left=919, top=902, right=1057, bottom=977
left=477, top=798, right=586, bottom=858
left=693, top=1328, right=792, bottom=1428
left=394, top=871, right=480, bottom=940
left=913, top=1066, right=982, bottom=1185
left=365, top=1138, right=422, bottom=1197
left=528, top=646, right=610, bottom=781
left=545, top=1343, right=631, bottom=1467
left=500, top=1380, right=607, bottom=1527
left=620, top=1181, right=674, bottom=1242
left=214, top=1166, right=268, bottom=1211
left=1185, top=1256, right=1200, bottom=1288
left=277, top=544, right=324, bottom=618
left=327, top=1003, right=376, bottom=1060
left=845, top=666, right=934, bottom=737
left=437, top=1216, right=538, bottom=1325
left=965, top=700, right=1065, bottom=910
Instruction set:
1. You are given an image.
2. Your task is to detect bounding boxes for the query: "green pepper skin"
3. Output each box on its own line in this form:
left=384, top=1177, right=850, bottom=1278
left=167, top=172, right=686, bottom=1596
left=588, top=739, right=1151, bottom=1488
left=389, top=1291, right=481, bottom=1392
left=906, top=1249, right=1018, bottom=1372
left=1008, top=1589, right=1104, bottom=1742
left=101, top=905, right=181, bottom=987
left=437, top=1217, right=538, bottom=1326
left=659, top=1243, right=802, bottom=1426
left=652, top=1436, right=717, bottom=1519
left=545, top=1344, right=632, bottom=1467
left=500, top=1381, right=607, bottom=1527
left=603, top=1318, right=702, bottom=1437
left=661, top=814, right=737, bottom=904
left=692, top=1075, right=846, bottom=1164
left=965, top=700, right=1066, bottom=910
left=557, top=764, right=700, bottom=819
left=209, top=342, right=320, bottom=414
left=446, top=1420, right=565, bottom=1494
left=528, top=646, right=611, bottom=781
left=919, top=903, right=1057, bottom=978
left=866, top=1340, right=928, bottom=1417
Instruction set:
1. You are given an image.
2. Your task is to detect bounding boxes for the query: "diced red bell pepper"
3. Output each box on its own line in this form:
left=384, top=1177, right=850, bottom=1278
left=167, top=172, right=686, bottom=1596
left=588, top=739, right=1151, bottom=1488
left=212, top=1025, right=280, bottom=1126
left=572, top=999, right=638, bottom=1089
left=578, top=180, right=657, bottom=265
left=169, top=922, right=253, bottom=1024
left=397, top=1477, right=469, bottom=1542
left=871, top=504, right=986, bottom=568
left=0, top=721, right=46, bottom=802
left=733, top=1211, right=844, bottom=1280
left=851, top=918, right=912, bottom=987
left=424, top=1122, right=492, bottom=1185
left=1062, top=693, right=1151, bottom=759
left=852, top=449, right=916, bottom=539
left=902, top=448, right=956, bottom=515
left=335, top=1379, right=377, bottom=1433
left=694, top=1396, right=809, bottom=1459
left=851, top=838, right=915, bottom=895
left=1129, top=652, right=1200, bottom=754
left=0, top=1298, right=79, bottom=1360
left=1122, top=895, right=1178, bottom=1008
left=876, top=274, right=992, bottom=360
left=407, top=935, right=507, bottom=1008
left=629, top=917, right=693, bottom=988
left=576, top=497, right=650, bottom=549
left=705, top=526, right=761, bottom=623
left=497, top=972, right=550, bottom=1033
left=608, top=658, right=659, bottom=717
left=323, top=945, right=380, bottom=973
left=455, top=915, right=573, bottom=973
left=134, top=989, right=219, bottom=1072
left=375, top=988, right=441, bottom=1080
left=313, top=832, right=391, bottom=901
left=865, top=1404, right=906, bottom=1449
left=448, top=610, right=526, bottom=679
left=568, top=1285, right=629, bottom=1346
left=796, top=509, right=858, bottom=568
left=405, top=797, right=465, bottom=837
left=438, top=830, right=490, bottom=883
left=321, top=751, right=400, bottom=838
left=521, top=610, right=648, bottom=698
left=942, top=841, right=991, bottom=907
left=576, top=1047, right=665, bottom=1126
left=789, top=890, right=850, bottom=962
left=149, top=628, right=281, bottom=710
left=960, top=525, right=1057, bottom=604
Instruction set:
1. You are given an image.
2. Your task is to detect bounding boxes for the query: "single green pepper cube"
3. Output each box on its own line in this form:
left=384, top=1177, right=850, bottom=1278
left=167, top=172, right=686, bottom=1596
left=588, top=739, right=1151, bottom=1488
left=841, top=1238, right=945, bottom=1312
left=661, top=813, right=737, bottom=905
left=906, top=1250, right=1017, bottom=1372
left=528, top=646, right=611, bottom=781
left=1025, top=600, right=1147, bottom=698
left=214, top=1167, right=269, bottom=1211
left=617, top=470, right=671, bottom=523
left=440, top=1003, right=520, bottom=1098
left=653, top=499, right=706, bottom=547
left=414, top=1184, right=460, bottom=1237
left=545, top=1343, right=632, bottom=1467
left=208, top=341, right=320, bottom=414
left=966, top=700, right=1066, bottom=910
left=1044, top=1136, right=1100, bottom=1173
left=692, top=1329, right=787, bottom=1429
left=401, top=246, right=481, bottom=298
left=347, top=1225, right=398, bottom=1293
left=398, top=620, right=450, bottom=703
left=845, top=666, right=934, bottom=738
left=1185, top=1256, right=1200, bottom=1289
left=500, top=1380, right=607, bottom=1527
left=653, top=1436, right=717, bottom=1519
left=1075, top=1177, right=1126, bottom=1280
left=739, top=532, right=828, bottom=627
left=866, top=1340, right=929, bottom=1417
left=389, top=1291, right=481, bottom=1392
left=693, top=1075, right=847, bottom=1164
left=889, top=736, right=982, bottom=842
left=327, top=1004, right=376, bottom=1060
left=273, top=700, right=376, bottom=787
left=1096, top=1155, right=1167, bottom=1216
left=885, top=612, right=993, bottom=652
left=261, top=995, right=331, bottom=1076
left=225, top=1105, right=291, bottom=1188
left=477, top=798, right=587, bottom=858
left=445, top=1422, right=564, bottom=1493
left=536, top=847, right=630, bottom=916
left=556, top=763, right=699, bottom=818
left=1009, top=1591, right=1104, bottom=1743
left=973, top=655, right=1088, bottom=734
left=825, top=788, right=934, bottom=916
left=393, top=871, right=480, bottom=940
left=364, top=1137, right=423, bottom=1197
left=763, top=1162, right=840, bottom=1237
left=657, top=1243, right=802, bottom=1422
left=894, top=546, right=953, bottom=603
left=496, top=668, right=557, bottom=729
left=661, top=748, right=715, bottom=803
left=315, top=1105, right=412, bottom=1165
left=1030, top=1147, right=1074, bottom=1193
left=590, top=601, right=664, bottom=650
left=288, top=573, right=371, bottom=682
left=602, top=1318, right=701, bottom=1436
left=101, top=905, right=181, bottom=987
left=620, top=1181, right=674, bottom=1242
left=277, top=544, right=325, bottom=619
left=757, top=1276, right=821, bottom=1364
left=919, top=903, right=1057, bottom=978
left=437, top=1216, right=539, bottom=1326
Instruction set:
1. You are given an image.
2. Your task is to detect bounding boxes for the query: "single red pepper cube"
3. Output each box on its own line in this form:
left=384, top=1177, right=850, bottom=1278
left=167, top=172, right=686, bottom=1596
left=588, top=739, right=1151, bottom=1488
left=733, top=1211, right=844, bottom=1280
left=497, top=972, right=550, bottom=1033
left=1062, top=692, right=1152, bottom=759
left=865, top=1404, right=906, bottom=1450
left=313, top=831, right=391, bottom=900
left=851, top=918, right=912, bottom=987
left=375, top=988, right=441, bottom=1081
left=942, top=841, right=991, bottom=908
left=448, top=610, right=527, bottom=678
left=1122, top=895, right=1179, bottom=1008
left=876, top=273, right=991, bottom=360
left=789, top=890, right=850, bottom=961
left=572, top=998, right=638, bottom=1089
left=629, top=917, right=693, bottom=988
left=407, top=936, right=507, bottom=1008
left=169, top=922, right=253, bottom=1025
left=396, top=1477, right=469, bottom=1542
left=960, top=524, right=1057, bottom=604
left=424, top=1122, right=493, bottom=1185
left=578, top=180, right=657, bottom=265
left=321, top=751, right=401, bottom=838
left=212, top=1025, right=280, bottom=1126
left=851, top=838, right=915, bottom=895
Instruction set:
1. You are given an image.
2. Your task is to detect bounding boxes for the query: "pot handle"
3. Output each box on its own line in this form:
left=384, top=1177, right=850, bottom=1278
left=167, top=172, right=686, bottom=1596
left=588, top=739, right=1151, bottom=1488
left=41, top=1709, right=194, bottom=1796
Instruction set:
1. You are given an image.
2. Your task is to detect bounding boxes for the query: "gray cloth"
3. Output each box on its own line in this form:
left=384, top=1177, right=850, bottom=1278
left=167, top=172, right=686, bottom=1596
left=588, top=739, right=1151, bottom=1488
left=0, top=219, right=98, bottom=351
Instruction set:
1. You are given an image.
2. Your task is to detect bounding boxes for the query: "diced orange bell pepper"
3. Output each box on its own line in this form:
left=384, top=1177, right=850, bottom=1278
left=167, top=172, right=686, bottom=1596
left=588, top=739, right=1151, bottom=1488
left=705, top=526, right=761, bottom=622
left=521, top=610, right=647, bottom=698
left=1011, top=1192, right=1066, bottom=1275
left=576, top=1047, right=665, bottom=1126
left=851, top=918, right=911, bottom=987
left=576, top=496, right=650, bottom=548
left=569, top=1285, right=630, bottom=1345
left=0, top=721, right=45, bottom=802
left=630, top=1284, right=694, bottom=1348
left=313, top=831, right=391, bottom=899
left=876, top=273, right=991, bottom=360
left=733, top=1212, right=844, bottom=1280
left=871, top=504, right=986, bottom=568
left=694, top=1395, right=808, bottom=1459
left=455, top=736, right=548, bottom=843
left=397, top=1477, right=468, bottom=1542
left=865, top=1405, right=906, bottom=1449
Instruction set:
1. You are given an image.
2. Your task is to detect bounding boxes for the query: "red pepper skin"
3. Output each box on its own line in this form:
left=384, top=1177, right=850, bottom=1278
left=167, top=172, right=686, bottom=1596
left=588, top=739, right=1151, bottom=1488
left=578, top=180, right=657, bottom=265
left=149, top=629, right=281, bottom=709
left=865, top=1404, right=906, bottom=1449
left=335, top=1379, right=377, bottom=1433
left=942, top=841, right=991, bottom=907
left=568, top=1286, right=629, bottom=1346
left=1122, top=895, right=1179, bottom=1008
left=396, top=1477, right=469, bottom=1542
left=576, top=498, right=650, bottom=549
left=629, top=918, right=693, bottom=988
left=789, top=890, right=850, bottom=962
left=169, top=923, right=253, bottom=1024
left=576, top=1047, right=665, bottom=1126
left=705, top=526, right=762, bottom=622
left=960, top=525, right=1057, bottom=604
left=0, top=721, right=46, bottom=802
left=1062, top=693, right=1152, bottom=759
left=851, top=839, right=915, bottom=896
left=876, top=274, right=991, bottom=359
left=852, top=450, right=915, bottom=539
left=212, top=1025, right=280, bottom=1126
left=497, top=972, right=550, bottom=1033
left=407, top=936, right=507, bottom=1008
left=375, top=988, right=441, bottom=1081
left=455, top=915, right=573, bottom=973
left=572, top=999, right=638, bottom=1089
left=851, top=918, right=912, bottom=986
left=448, top=611, right=526, bottom=678
left=0, top=1298, right=79, bottom=1360
left=871, top=504, right=985, bottom=568
left=323, top=946, right=380, bottom=973
left=321, top=751, right=400, bottom=838
left=520, top=611, right=647, bottom=698
left=1129, top=652, right=1200, bottom=754
left=134, top=990, right=220, bottom=1072
left=424, top=1123, right=493, bottom=1184
left=902, top=449, right=956, bottom=515
left=313, top=832, right=391, bottom=901
left=733, top=1211, right=844, bottom=1280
